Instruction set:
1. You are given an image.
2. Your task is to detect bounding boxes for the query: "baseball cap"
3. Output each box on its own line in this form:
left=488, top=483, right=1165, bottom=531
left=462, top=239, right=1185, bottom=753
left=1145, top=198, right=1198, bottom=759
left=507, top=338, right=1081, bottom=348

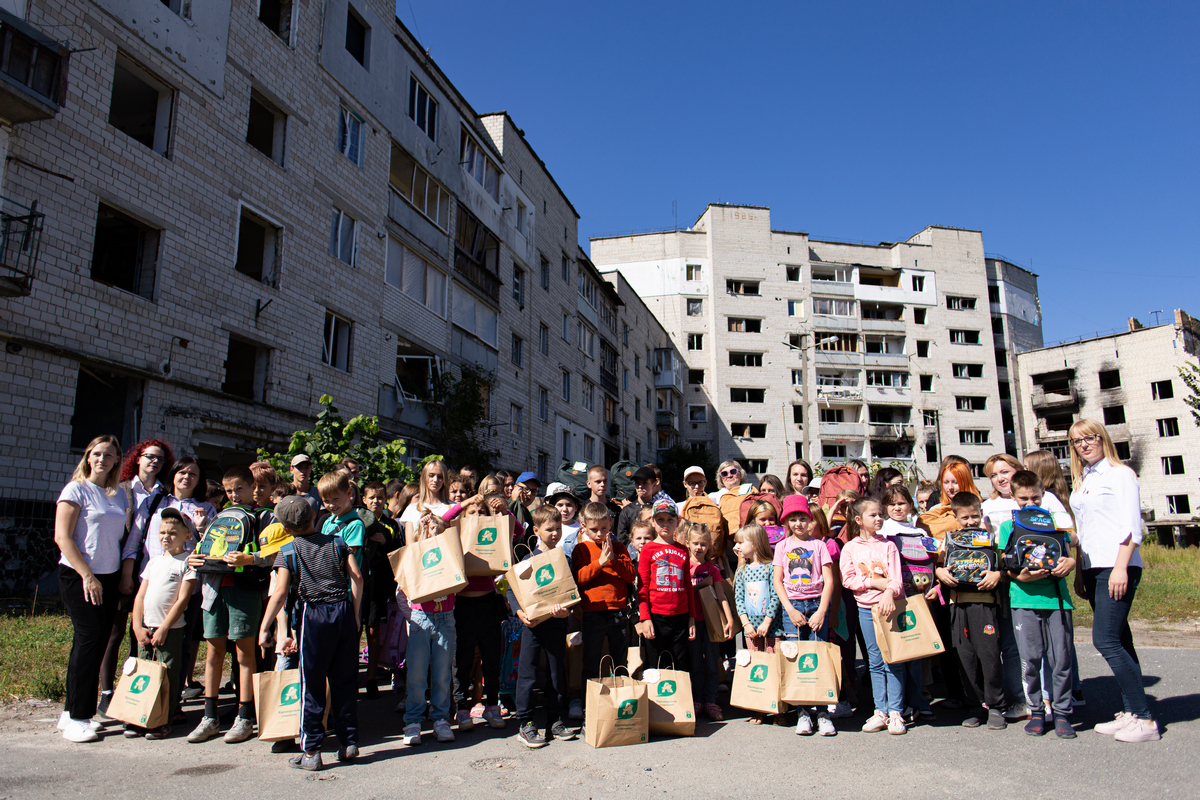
left=545, top=482, right=578, bottom=506
left=515, top=471, right=541, bottom=486
left=633, top=466, right=657, bottom=482
left=781, top=494, right=813, bottom=521
left=273, top=495, right=314, bottom=531
left=652, top=499, right=678, bottom=518
left=290, top=454, right=312, bottom=467
left=257, top=522, right=294, bottom=558
left=683, top=466, right=706, bottom=481
left=158, top=507, right=196, bottom=536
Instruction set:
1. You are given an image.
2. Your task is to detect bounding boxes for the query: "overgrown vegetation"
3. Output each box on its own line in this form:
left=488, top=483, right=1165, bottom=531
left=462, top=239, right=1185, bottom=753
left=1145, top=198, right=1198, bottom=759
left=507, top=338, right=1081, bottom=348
left=1067, top=543, right=1200, bottom=627
left=422, top=364, right=499, bottom=473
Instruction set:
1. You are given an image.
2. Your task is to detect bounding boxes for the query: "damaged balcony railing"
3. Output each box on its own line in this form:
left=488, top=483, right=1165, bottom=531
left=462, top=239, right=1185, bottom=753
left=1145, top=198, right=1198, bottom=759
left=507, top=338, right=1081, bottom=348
left=0, top=196, right=43, bottom=297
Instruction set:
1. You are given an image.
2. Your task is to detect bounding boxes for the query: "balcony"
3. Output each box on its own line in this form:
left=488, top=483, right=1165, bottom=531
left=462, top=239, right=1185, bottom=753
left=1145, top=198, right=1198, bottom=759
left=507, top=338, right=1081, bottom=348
left=813, top=316, right=857, bottom=331
left=453, top=249, right=500, bottom=302
left=869, top=423, right=916, bottom=440
left=861, top=318, right=905, bottom=333
left=809, top=280, right=855, bottom=296
left=654, top=366, right=683, bottom=393
left=864, top=385, right=911, bottom=404
left=863, top=352, right=908, bottom=367
left=1030, top=384, right=1078, bottom=410
left=0, top=11, right=69, bottom=125
left=1034, top=419, right=1073, bottom=441
left=818, top=422, right=866, bottom=439
left=814, top=350, right=862, bottom=366
left=599, top=367, right=618, bottom=395
left=0, top=197, right=43, bottom=297
left=816, top=384, right=863, bottom=402
left=656, top=410, right=678, bottom=431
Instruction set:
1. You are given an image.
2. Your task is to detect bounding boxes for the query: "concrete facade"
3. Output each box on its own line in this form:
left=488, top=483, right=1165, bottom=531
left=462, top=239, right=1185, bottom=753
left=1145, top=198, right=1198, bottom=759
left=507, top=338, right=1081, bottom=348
left=591, top=205, right=1040, bottom=487
left=1014, top=310, right=1200, bottom=543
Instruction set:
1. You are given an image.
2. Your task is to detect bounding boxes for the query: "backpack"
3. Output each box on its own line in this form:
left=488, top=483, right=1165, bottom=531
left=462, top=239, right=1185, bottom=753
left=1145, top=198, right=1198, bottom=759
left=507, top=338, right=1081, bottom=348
left=718, top=491, right=748, bottom=545
left=891, top=526, right=939, bottom=596
left=944, top=528, right=999, bottom=590
left=608, top=460, right=638, bottom=504
left=738, top=492, right=783, bottom=528
left=680, top=496, right=727, bottom=556
left=1001, top=507, right=1070, bottom=574
left=557, top=460, right=593, bottom=499
left=817, top=466, right=865, bottom=511
left=195, top=506, right=259, bottom=574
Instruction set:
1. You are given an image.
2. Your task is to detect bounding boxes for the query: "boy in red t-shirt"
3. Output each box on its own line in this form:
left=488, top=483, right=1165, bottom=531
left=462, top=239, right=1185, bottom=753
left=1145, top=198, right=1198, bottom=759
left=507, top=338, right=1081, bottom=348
left=637, top=500, right=697, bottom=671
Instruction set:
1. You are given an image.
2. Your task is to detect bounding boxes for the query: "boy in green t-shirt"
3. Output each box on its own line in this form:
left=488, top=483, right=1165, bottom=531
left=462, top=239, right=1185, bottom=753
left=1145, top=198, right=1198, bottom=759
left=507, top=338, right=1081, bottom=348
left=998, top=471, right=1076, bottom=740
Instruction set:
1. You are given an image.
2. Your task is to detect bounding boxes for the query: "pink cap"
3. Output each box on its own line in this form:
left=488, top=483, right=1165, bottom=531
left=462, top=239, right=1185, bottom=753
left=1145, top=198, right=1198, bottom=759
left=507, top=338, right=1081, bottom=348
left=781, top=494, right=812, bottom=521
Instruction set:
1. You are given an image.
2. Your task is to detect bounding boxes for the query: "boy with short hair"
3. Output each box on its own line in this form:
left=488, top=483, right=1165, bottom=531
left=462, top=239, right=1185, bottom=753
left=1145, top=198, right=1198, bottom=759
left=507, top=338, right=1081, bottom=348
left=936, top=492, right=1006, bottom=730
left=360, top=481, right=402, bottom=697
left=187, top=466, right=272, bottom=744
left=585, top=465, right=621, bottom=521
left=616, top=466, right=675, bottom=543
left=572, top=502, right=637, bottom=692
left=260, top=496, right=363, bottom=771
left=509, top=505, right=575, bottom=748
left=637, top=500, right=697, bottom=672
left=628, top=519, right=655, bottom=567
left=999, top=471, right=1077, bottom=739
left=915, top=481, right=936, bottom=512
left=250, top=461, right=280, bottom=510
left=317, top=471, right=366, bottom=568
left=130, top=508, right=197, bottom=739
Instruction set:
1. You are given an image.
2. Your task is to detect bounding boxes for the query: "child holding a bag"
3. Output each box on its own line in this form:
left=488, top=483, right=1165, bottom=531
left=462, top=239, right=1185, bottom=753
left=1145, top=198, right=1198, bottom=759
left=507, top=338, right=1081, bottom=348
left=687, top=522, right=732, bottom=721
left=733, top=522, right=783, bottom=723
left=637, top=500, right=697, bottom=674
left=840, top=497, right=907, bottom=735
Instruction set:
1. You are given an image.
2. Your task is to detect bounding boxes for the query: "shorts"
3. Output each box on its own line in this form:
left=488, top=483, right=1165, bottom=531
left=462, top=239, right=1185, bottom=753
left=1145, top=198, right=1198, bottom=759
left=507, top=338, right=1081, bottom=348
left=202, top=584, right=264, bottom=641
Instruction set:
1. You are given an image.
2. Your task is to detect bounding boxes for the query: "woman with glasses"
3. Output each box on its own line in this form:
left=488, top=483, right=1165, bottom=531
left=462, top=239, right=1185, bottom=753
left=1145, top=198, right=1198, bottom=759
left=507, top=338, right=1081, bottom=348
left=97, top=439, right=175, bottom=717
left=707, top=460, right=754, bottom=504
left=1067, top=420, right=1159, bottom=742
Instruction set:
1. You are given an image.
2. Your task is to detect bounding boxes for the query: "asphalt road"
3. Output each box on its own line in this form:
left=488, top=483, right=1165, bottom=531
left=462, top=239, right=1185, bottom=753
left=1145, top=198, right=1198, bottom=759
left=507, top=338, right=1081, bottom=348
left=2, top=643, right=1196, bottom=800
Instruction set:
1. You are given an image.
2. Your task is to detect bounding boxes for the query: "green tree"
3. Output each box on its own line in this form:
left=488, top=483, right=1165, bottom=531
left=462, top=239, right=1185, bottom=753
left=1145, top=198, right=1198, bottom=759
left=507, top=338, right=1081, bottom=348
left=1179, top=361, right=1200, bottom=428
left=258, top=395, right=418, bottom=485
left=423, top=364, right=500, bottom=473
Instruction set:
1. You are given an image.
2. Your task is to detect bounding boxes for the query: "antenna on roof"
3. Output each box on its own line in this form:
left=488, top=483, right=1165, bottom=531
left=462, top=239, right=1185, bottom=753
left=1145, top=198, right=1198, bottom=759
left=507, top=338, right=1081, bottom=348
left=1150, top=310, right=1164, bottom=325
left=673, top=200, right=678, bottom=232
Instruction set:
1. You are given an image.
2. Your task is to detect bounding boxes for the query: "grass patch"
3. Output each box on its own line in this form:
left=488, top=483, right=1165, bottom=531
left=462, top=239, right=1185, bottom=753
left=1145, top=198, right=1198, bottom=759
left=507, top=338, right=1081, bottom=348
left=1068, top=543, right=1200, bottom=628
left=0, top=610, right=76, bottom=702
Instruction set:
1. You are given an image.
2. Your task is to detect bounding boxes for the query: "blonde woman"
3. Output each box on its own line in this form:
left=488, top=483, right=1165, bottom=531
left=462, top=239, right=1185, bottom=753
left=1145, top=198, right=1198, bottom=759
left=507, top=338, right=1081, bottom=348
left=400, top=459, right=450, bottom=541
left=707, top=460, right=754, bottom=504
left=1067, top=419, right=1158, bottom=743
left=54, top=435, right=129, bottom=743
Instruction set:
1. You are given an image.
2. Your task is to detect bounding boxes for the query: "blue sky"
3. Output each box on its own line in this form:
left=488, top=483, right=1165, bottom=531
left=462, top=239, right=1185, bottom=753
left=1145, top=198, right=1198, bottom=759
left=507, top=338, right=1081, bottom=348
left=398, top=1, right=1198, bottom=344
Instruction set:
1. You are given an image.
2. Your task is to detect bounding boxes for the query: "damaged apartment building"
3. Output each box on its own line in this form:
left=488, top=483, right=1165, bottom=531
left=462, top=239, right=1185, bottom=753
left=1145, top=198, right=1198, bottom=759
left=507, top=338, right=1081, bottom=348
left=0, top=0, right=678, bottom=592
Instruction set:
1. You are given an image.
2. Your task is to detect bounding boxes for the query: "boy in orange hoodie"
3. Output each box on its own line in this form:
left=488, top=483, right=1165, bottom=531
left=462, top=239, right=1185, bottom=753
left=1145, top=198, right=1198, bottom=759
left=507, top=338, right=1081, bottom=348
left=571, top=502, right=637, bottom=695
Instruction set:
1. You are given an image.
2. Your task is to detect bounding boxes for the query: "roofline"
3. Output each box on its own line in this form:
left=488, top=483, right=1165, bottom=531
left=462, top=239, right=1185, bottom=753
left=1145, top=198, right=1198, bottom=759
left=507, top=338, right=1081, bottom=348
left=577, top=247, right=622, bottom=306
left=1018, top=323, right=1172, bottom=355
left=479, top=111, right=580, bottom=220
left=986, top=256, right=1040, bottom=279
left=909, top=224, right=983, bottom=237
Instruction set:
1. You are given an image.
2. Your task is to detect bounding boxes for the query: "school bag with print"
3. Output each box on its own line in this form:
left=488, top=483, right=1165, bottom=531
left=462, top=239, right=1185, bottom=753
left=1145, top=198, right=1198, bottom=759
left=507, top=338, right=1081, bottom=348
left=679, top=496, right=727, bottom=555
left=891, top=526, right=938, bottom=596
left=943, top=528, right=998, bottom=590
left=1001, top=507, right=1070, bottom=574
left=195, top=506, right=260, bottom=574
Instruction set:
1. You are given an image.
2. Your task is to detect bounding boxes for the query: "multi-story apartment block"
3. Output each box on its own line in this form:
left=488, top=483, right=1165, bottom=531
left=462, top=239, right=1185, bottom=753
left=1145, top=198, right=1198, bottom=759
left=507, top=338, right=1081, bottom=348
left=1014, top=310, right=1200, bottom=545
left=0, top=0, right=676, bottom=592
left=591, top=204, right=1041, bottom=486
left=986, top=257, right=1044, bottom=454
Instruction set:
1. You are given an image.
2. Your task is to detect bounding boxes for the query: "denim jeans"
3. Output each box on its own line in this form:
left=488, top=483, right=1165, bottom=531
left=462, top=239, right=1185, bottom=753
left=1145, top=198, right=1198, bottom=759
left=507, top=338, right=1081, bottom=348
left=1086, top=567, right=1149, bottom=719
left=404, top=610, right=456, bottom=726
left=858, top=605, right=906, bottom=714
left=780, top=597, right=828, bottom=642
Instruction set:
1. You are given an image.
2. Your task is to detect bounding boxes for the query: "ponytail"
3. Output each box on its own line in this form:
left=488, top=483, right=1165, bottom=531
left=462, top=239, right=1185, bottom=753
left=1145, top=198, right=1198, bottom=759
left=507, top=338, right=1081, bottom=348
left=842, top=497, right=880, bottom=540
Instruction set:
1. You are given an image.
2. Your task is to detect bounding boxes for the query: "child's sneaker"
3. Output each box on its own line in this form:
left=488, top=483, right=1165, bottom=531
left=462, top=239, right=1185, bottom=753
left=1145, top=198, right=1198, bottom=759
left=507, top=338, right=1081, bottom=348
left=337, top=744, right=360, bottom=762
left=517, top=722, right=548, bottom=749
left=186, top=716, right=221, bottom=743
left=96, top=691, right=114, bottom=720
left=795, top=713, right=814, bottom=736
left=887, top=711, right=907, bottom=735
left=1114, top=718, right=1160, bottom=743
left=1024, top=714, right=1046, bottom=736
left=961, top=710, right=985, bottom=728
left=223, top=716, right=254, bottom=743
left=987, top=708, right=1007, bottom=730
left=61, top=717, right=99, bottom=743
left=288, top=751, right=323, bottom=771
left=123, top=725, right=142, bottom=738
left=483, top=705, right=505, bottom=729
left=550, top=721, right=577, bottom=741
left=1095, top=712, right=1135, bottom=735
left=1003, top=702, right=1031, bottom=722
left=816, top=712, right=837, bottom=736
left=144, top=725, right=172, bottom=740
left=433, top=719, right=455, bottom=742
left=827, top=701, right=852, bottom=719
left=704, top=703, right=723, bottom=721
left=1054, top=715, right=1077, bottom=739
left=402, top=723, right=422, bottom=746
left=454, top=709, right=473, bottom=729
left=862, top=711, right=888, bottom=733
left=568, top=699, right=584, bottom=720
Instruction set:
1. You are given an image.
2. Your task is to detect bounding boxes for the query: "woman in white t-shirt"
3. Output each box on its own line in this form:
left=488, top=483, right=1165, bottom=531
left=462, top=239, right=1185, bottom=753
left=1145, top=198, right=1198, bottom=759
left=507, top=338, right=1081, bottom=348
left=400, top=459, right=451, bottom=540
left=54, top=435, right=128, bottom=743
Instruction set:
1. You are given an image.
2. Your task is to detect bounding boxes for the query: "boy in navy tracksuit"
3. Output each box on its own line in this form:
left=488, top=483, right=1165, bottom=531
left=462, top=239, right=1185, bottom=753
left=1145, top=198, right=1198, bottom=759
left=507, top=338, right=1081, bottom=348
left=260, top=495, right=363, bottom=771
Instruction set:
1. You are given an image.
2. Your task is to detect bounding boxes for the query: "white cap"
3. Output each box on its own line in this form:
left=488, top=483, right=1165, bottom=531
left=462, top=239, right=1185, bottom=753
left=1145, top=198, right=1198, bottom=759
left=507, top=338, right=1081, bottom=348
left=544, top=482, right=577, bottom=501
left=683, top=465, right=706, bottom=480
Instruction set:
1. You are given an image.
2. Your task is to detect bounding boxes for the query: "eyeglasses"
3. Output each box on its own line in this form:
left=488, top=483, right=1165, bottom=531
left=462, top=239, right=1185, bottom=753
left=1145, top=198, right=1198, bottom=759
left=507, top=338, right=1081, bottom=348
left=142, top=454, right=165, bottom=463
left=1069, top=434, right=1101, bottom=448
left=719, top=469, right=739, bottom=478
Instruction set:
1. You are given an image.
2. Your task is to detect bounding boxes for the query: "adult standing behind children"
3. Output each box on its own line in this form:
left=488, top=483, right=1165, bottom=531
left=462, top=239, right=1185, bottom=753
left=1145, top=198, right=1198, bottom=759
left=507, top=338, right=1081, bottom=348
left=289, top=454, right=323, bottom=514
left=54, top=435, right=128, bottom=743
left=1068, top=420, right=1159, bottom=743
left=616, top=466, right=675, bottom=543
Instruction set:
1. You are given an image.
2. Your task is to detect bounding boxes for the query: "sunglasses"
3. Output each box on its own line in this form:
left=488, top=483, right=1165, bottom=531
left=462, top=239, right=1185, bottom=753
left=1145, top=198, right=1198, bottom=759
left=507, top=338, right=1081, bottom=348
left=719, top=469, right=739, bottom=478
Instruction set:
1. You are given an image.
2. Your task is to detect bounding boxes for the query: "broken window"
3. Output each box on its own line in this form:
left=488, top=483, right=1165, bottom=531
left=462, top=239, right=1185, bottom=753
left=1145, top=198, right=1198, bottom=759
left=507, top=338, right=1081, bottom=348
left=257, top=0, right=292, bottom=43
left=329, top=207, right=357, bottom=267
left=109, top=54, right=172, bottom=155
left=235, top=207, right=280, bottom=287
left=70, top=366, right=142, bottom=450
left=345, top=5, right=370, bottom=67
left=246, top=89, right=286, bottom=165
left=90, top=203, right=159, bottom=300
left=322, top=311, right=353, bottom=371
left=222, top=336, right=270, bottom=401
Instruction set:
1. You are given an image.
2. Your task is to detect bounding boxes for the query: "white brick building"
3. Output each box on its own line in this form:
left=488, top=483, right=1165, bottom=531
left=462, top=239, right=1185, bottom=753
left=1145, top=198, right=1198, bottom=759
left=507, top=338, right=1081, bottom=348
left=1014, top=310, right=1200, bottom=545
left=591, top=204, right=1043, bottom=485
left=0, top=0, right=676, bottom=591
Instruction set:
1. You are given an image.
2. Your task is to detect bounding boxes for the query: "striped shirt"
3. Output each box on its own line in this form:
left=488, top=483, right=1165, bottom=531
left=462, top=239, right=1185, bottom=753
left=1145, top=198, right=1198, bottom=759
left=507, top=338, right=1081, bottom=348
left=274, top=533, right=349, bottom=605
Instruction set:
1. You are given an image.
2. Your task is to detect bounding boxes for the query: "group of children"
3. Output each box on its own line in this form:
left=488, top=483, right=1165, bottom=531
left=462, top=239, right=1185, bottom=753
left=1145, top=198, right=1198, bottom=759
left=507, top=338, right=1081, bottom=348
left=115, top=456, right=1087, bottom=770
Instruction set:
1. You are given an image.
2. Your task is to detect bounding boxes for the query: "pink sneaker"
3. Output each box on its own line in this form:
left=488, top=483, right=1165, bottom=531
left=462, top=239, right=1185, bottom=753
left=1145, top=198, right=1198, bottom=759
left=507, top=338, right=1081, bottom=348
left=1094, top=712, right=1135, bottom=736
left=1114, top=718, right=1160, bottom=743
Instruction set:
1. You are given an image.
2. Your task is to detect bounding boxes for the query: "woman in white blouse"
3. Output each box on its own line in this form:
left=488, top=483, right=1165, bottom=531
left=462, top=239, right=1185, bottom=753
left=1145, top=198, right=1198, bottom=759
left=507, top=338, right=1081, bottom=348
left=1067, top=419, right=1159, bottom=743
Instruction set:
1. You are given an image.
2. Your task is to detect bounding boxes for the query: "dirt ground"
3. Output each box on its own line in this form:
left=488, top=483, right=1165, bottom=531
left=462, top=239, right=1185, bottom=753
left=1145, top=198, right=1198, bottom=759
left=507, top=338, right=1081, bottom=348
left=1076, top=618, right=1200, bottom=648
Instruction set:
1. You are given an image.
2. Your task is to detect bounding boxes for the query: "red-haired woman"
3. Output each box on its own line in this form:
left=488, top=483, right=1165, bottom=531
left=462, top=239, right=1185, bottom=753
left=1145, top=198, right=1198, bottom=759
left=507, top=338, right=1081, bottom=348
left=97, top=438, right=175, bottom=718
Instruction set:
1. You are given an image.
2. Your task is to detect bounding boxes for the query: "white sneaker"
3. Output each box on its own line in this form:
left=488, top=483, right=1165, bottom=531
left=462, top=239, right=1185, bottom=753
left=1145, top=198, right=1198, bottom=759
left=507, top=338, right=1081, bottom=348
left=57, top=711, right=102, bottom=732
left=433, top=719, right=455, bottom=742
left=1114, top=717, right=1161, bottom=743
left=1095, top=712, right=1136, bottom=736
left=862, top=711, right=888, bottom=733
left=402, top=723, right=422, bottom=746
left=888, top=711, right=907, bottom=735
left=795, top=713, right=814, bottom=735
left=1003, top=703, right=1031, bottom=722
left=568, top=699, right=584, bottom=720
left=817, top=713, right=837, bottom=736
left=826, top=701, right=852, bottom=719
left=62, top=718, right=99, bottom=743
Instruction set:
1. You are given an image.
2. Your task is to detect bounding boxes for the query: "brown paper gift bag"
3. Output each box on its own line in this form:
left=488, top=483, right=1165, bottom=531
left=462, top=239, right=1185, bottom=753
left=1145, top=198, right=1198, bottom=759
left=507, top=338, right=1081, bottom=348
left=626, top=643, right=644, bottom=679
left=584, top=671, right=649, bottom=748
left=871, top=593, right=945, bottom=664
left=697, top=585, right=731, bottom=643
left=566, top=631, right=583, bottom=692
left=779, top=640, right=842, bottom=705
left=729, top=649, right=784, bottom=715
left=108, top=658, right=169, bottom=729
left=506, top=547, right=581, bottom=625
left=389, top=527, right=469, bottom=604
left=459, top=514, right=514, bottom=576
left=252, top=670, right=331, bottom=741
left=642, top=666, right=695, bottom=736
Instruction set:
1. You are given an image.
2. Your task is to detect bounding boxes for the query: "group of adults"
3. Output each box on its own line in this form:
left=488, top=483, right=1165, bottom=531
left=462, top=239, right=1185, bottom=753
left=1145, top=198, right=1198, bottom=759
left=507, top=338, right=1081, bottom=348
left=52, top=415, right=1152, bottom=740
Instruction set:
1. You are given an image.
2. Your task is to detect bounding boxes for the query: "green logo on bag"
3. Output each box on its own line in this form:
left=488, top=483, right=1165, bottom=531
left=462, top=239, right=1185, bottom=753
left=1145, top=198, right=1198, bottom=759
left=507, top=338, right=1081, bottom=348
left=933, top=641, right=942, bottom=651
left=535, top=565, right=555, bottom=586
left=658, top=680, right=676, bottom=697
left=618, top=699, right=638, bottom=718
left=798, top=654, right=818, bottom=673
left=899, top=610, right=916, bottom=631
left=129, top=675, right=150, bottom=694
left=750, top=665, right=769, bottom=683
left=422, top=548, right=442, bottom=568
left=477, top=527, right=497, bottom=545
left=280, top=683, right=300, bottom=706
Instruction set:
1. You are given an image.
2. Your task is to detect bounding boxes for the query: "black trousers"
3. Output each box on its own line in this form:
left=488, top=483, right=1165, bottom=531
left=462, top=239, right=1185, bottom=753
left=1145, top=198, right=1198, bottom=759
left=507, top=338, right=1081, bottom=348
left=951, top=602, right=1004, bottom=709
left=298, top=599, right=358, bottom=752
left=60, top=566, right=120, bottom=720
left=645, top=612, right=691, bottom=673
left=934, top=600, right=966, bottom=701
left=454, top=593, right=504, bottom=707
left=515, top=619, right=568, bottom=725
left=582, top=609, right=629, bottom=684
